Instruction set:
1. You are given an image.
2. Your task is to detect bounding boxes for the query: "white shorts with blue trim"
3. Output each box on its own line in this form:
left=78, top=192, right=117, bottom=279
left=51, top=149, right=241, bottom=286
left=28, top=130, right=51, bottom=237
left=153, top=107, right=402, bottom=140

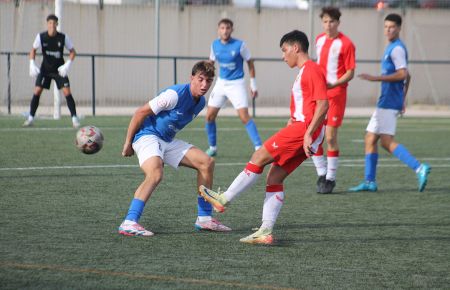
left=366, top=108, right=400, bottom=136
left=132, top=135, right=193, bottom=168
left=208, top=78, right=249, bottom=109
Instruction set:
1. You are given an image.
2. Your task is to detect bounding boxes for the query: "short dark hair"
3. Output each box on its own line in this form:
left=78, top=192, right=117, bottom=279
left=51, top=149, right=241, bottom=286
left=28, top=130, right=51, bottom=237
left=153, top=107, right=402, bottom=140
left=218, top=18, right=233, bottom=28
left=385, top=13, right=402, bottom=26
left=192, top=60, right=215, bottom=78
left=46, top=14, right=58, bottom=22
left=320, top=6, right=341, bottom=21
left=279, top=30, right=309, bottom=53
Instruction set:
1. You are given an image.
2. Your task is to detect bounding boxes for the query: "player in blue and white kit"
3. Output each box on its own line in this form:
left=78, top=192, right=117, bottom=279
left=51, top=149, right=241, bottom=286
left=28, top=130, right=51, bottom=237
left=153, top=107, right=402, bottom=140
left=205, top=18, right=262, bottom=157
left=349, top=14, right=431, bottom=193
left=118, top=61, right=231, bottom=236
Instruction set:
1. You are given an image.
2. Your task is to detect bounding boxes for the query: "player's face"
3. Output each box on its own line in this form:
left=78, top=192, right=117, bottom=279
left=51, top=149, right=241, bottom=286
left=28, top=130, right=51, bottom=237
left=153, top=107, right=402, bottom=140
left=384, top=20, right=400, bottom=41
left=281, top=42, right=298, bottom=68
left=321, top=15, right=339, bottom=37
left=47, top=19, right=58, bottom=36
left=218, top=23, right=233, bottom=42
left=190, top=72, right=214, bottom=97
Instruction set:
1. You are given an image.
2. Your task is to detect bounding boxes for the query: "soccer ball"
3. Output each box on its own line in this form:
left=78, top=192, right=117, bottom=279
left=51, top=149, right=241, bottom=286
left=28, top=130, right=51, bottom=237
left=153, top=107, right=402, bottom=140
left=75, top=125, right=104, bottom=154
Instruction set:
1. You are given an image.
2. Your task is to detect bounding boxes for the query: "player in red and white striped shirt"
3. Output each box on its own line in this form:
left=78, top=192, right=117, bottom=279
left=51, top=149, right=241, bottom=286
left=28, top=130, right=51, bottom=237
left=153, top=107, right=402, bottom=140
left=312, top=7, right=356, bottom=194
left=199, top=30, right=328, bottom=244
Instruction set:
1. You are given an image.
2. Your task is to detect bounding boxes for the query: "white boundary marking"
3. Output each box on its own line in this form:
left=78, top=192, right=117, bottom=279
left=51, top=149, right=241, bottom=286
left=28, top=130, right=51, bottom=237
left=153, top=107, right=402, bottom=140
left=1, top=158, right=449, bottom=171
left=2, top=126, right=450, bottom=133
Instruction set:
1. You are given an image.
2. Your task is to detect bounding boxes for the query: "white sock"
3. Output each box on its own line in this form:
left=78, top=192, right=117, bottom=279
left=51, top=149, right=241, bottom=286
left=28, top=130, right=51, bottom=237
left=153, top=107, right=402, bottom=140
left=27, top=115, right=34, bottom=122
left=224, top=163, right=263, bottom=202
left=209, top=146, right=217, bottom=151
left=197, top=216, right=211, bottom=222
left=123, top=220, right=136, bottom=225
left=326, top=156, right=339, bottom=181
left=261, top=185, right=285, bottom=230
left=312, top=155, right=327, bottom=176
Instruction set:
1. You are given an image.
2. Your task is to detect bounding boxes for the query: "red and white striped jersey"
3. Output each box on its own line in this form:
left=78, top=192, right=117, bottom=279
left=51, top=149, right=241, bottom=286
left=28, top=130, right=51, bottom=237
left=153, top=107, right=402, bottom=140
left=315, top=32, right=356, bottom=91
left=290, top=60, right=328, bottom=124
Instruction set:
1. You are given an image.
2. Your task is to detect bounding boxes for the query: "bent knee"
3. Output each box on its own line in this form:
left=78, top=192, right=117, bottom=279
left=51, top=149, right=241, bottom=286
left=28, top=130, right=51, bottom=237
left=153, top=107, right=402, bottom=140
left=205, top=114, right=216, bottom=122
left=145, top=171, right=163, bottom=185
left=200, top=156, right=215, bottom=172
left=196, top=156, right=216, bottom=172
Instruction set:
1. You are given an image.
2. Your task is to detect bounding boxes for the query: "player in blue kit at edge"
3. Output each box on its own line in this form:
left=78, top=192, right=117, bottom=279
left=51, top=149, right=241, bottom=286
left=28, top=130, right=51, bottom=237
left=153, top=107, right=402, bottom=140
left=205, top=18, right=262, bottom=157
left=349, top=13, right=431, bottom=193
left=118, top=61, right=231, bottom=236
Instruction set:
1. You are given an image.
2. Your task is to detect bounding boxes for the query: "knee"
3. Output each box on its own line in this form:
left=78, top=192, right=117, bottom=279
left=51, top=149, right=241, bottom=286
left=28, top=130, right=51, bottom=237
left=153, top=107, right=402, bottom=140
left=206, top=114, right=216, bottom=123
left=199, top=157, right=215, bottom=173
left=240, top=114, right=251, bottom=124
left=364, top=133, right=376, bottom=146
left=326, top=134, right=336, bottom=147
left=145, top=171, right=163, bottom=185
left=63, top=89, right=72, bottom=97
left=33, top=88, right=43, bottom=96
left=380, top=139, right=392, bottom=152
left=206, top=108, right=218, bottom=123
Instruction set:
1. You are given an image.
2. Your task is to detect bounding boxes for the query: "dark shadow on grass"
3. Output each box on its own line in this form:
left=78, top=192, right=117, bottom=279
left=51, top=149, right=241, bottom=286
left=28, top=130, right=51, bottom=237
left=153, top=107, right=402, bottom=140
left=152, top=227, right=254, bottom=236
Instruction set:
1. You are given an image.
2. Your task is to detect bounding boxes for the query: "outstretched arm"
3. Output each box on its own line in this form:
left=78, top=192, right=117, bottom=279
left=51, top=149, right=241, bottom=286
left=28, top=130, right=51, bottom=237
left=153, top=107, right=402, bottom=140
left=359, top=68, right=408, bottom=82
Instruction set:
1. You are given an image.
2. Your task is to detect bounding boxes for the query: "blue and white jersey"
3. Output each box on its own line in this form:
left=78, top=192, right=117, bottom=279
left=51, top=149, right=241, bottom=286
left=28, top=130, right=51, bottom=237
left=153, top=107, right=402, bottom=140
left=378, top=38, right=408, bottom=110
left=133, top=84, right=205, bottom=143
left=210, top=38, right=251, bottom=81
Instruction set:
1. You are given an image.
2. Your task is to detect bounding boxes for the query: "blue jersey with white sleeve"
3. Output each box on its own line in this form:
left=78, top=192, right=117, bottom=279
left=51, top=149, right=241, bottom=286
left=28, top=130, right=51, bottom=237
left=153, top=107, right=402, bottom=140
left=133, top=84, right=205, bottom=143
left=377, top=38, right=408, bottom=110
left=210, top=38, right=251, bottom=81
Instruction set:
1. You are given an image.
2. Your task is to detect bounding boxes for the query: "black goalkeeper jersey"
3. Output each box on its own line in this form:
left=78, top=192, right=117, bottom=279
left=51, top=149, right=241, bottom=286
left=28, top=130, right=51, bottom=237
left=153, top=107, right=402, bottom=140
left=39, top=31, right=67, bottom=74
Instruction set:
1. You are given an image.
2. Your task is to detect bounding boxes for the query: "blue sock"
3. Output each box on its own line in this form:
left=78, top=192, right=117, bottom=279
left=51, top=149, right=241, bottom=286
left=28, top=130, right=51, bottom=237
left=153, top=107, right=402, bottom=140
left=205, top=121, right=217, bottom=147
left=364, top=153, right=378, bottom=182
left=245, top=119, right=262, bottom=147
left=392, top=144, right=421, bottom=171
left=125, top=198, right=145, bottom=222
left=197, top=196, right=212, bottom=217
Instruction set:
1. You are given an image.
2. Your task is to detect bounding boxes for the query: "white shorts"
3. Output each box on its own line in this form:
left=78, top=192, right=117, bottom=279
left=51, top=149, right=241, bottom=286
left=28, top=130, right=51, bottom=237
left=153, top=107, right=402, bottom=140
left=366, top=108, right=400, bottom=136
left=132, top=135, right=193, bottom=168
left=208, top=78, right=249, bottom=109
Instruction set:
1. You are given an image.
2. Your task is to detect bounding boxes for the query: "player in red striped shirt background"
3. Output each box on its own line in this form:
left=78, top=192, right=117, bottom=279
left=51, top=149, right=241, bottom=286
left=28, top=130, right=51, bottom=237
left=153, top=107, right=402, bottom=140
left=312, top=7, right=356, bottom=194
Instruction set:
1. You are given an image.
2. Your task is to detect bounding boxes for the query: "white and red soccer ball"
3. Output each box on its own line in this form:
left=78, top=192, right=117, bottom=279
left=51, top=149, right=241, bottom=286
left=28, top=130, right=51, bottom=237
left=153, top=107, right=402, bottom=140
left=75, top=125, right=104, bottom=154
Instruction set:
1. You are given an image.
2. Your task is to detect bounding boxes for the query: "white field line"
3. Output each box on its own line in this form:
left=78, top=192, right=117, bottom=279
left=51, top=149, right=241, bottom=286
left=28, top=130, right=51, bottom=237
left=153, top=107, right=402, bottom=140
left=1, top=158, right=449, bottom=171
left=1, top=126, right=450, bottom=133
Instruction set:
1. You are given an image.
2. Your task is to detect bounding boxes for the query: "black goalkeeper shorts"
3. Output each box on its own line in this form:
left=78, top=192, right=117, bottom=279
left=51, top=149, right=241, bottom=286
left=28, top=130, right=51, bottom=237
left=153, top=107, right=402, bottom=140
left=35, top=72, right=70, bottom=90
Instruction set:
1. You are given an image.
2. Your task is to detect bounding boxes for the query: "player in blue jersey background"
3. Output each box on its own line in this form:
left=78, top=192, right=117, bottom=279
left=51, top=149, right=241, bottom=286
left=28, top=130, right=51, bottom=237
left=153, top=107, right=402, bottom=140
left=205, top=18, right=262, bottom=157
left=349, top=13, right=431, bottom=193
left=118, top=61, right=231, bottom=237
